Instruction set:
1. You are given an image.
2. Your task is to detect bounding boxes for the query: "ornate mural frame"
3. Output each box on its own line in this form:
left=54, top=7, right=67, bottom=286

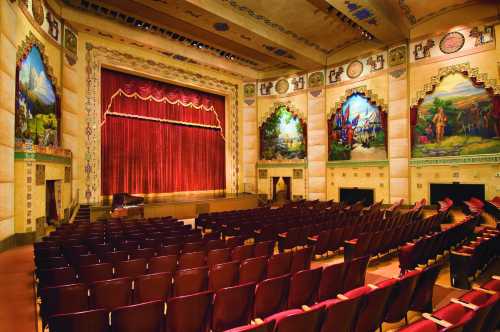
left=258, top=101, right=305, bottom=127
left=327, top=85, right=387, bottom=119
left=258, top=101, right=307, bottom=161
left=16, top=32, right=60, bottom=94
left=327, top=86, right=388, bottom=162
left=84, top=43, right=239, bottom=203
left=16, top=32, right=61, bottom=150
left=410, top=62, right=500, bottom=107
left=410, top=62, right=500, bottom=163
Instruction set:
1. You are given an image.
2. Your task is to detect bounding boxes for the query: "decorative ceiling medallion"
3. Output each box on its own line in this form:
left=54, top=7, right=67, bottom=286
left=243, top=83, right=255, bottom=98
left=388, top=45, right=406, bottom=67
left=308, top=72, right=324, bottom=88
left=347, top=60, right=363, bottom=79
left=213, top=22, right=229, bottom=31
left=31, top=0, right=45, bottom=25
left=275, top=79, right=289, bottom=94
left=439, top=31, right=465, bottom=54
left=244, top=99, right=255, bottom=106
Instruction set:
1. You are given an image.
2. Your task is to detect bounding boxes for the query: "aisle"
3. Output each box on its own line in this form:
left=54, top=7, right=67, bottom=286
left=0, top=245, right=37, bottom=332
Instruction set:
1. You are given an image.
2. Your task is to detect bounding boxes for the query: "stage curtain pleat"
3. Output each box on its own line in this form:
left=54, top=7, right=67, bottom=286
left=101, top=68, right=226, bottom=196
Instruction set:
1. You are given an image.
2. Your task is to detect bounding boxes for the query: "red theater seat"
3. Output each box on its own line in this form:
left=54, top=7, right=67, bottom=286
left=212, top=283, right=256, bottom=332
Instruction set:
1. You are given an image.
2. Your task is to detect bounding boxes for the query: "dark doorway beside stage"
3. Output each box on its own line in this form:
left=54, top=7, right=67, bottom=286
left=430, top=183, right=485, bottom=206
left=340, top=188, right=374, bottom=206
left=46, top=180, right=58, bottom=225
left=272, top=177, right=291, bottom=202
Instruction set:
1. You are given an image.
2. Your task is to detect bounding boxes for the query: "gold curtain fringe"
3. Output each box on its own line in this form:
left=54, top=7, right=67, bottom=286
left=101, top=89, right=225, bottom=140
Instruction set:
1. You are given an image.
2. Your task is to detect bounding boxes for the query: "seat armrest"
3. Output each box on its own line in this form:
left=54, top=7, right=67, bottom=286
left=451, top=250, right=472, bottom=257
left=252, top=318, right=264, bottom=325
left=337, top=294, right=349, bottom=300
left=472, top=286, right=496, bottom=295
left=367, top=284, right=379, bottom=290
left=422, top=313, right=453, bottom=328
left=301, top=305, right=311, bottom=311
left=492, top=275, right=500, bottom=280
left=450, top=298, right=479, bottom=310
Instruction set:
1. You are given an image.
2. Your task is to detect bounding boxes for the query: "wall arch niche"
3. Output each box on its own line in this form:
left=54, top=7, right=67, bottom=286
left=15, top=33, right=60, bottom=147
left=259, top=103, right=307, bottom=160
left=411, top=68, right=500, bottom=158
left=328, top=92, right=387, bottom=161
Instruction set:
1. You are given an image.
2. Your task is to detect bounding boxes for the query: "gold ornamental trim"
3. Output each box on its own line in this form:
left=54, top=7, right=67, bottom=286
left=411, top=62, right=500, bottom=107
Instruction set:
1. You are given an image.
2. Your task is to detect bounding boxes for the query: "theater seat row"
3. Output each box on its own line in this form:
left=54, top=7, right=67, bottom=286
left=228, top=262, right=445, bottom=332
left=399, top=275, right=499, bottom=332
left=43, top=255, right=370, bottom=332
left=450, top=227, right=499, bottom=288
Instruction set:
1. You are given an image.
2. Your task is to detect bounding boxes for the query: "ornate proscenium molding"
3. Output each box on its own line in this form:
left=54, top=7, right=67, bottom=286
left=411, top=62, right=500, bottom=107
left=258, top=101, right=305, bottom=127
left=16, top=32, right=60, bottom=94
left=327, top=85, right=387, bottom=119
left=84, top=43, right=239, bottom=203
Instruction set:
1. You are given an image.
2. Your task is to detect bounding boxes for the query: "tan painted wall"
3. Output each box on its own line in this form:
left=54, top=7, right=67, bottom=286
left=0, top=0, right=17, bottom=241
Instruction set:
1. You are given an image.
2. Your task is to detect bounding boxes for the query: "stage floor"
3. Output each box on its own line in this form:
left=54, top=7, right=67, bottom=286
left=101, top=192, right=248, bottom=206
left=92, top=193, right=259, bottom=220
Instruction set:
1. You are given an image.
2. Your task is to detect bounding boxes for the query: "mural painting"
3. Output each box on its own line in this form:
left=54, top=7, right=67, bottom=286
left=412, top=73, right=500, bottom=157
left=329, top=94, right=386, bottom=161
left=260, top=105, right=306, bottom=160
left=16, top=46, right=58, bottom=147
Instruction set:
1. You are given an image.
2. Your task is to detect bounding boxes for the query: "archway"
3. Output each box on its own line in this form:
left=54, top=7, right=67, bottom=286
left=328, top=91, right=387, bottom=161
left=259, top=103, right=307, bottom=160
left=15, top=34, right=60, bottom=147
left=410, top=66, right=500, bottom=158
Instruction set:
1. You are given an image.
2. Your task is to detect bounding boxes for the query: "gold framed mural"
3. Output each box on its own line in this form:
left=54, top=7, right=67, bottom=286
left=411, top=63, right=500, bottom=158
left=259, top=103, right=307, bottom=160
left=15, top=33, right=60, bottom=148
left=328, top=87, right=387, bottom=161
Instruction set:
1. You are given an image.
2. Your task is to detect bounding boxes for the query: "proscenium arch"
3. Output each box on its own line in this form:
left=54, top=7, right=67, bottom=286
left=259, top=102, right=307, bottom=160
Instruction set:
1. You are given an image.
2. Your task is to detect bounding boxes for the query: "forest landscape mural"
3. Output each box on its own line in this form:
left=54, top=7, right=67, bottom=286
left=15, top=46, right=58, bottom=147
left=329, top=94, right=386, bottom=161
left=260, top=105, right=306, bottom=160
left=412, top=73, right=500, bottom=157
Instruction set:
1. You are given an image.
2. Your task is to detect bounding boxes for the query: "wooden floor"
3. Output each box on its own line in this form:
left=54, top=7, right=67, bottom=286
left=0, top=245, right=37, bottom=332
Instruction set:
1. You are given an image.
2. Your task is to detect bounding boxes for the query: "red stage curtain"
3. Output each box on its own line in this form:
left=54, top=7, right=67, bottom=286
left=101, top=68, right=225, bottom=196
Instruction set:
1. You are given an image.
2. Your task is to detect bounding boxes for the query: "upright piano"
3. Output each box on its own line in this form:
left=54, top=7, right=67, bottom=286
left=110, top=193, right=145, bottom=219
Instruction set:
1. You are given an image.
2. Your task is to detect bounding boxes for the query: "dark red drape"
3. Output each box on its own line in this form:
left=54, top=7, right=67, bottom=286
left=101, top=68, right=225, bottom=196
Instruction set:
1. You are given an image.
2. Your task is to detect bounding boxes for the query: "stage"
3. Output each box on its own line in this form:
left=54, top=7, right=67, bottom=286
left=90, top=193, right=260, bottom=221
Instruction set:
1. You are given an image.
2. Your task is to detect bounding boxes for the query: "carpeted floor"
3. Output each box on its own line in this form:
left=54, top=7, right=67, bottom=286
left=0, top=245, right=37, bottom=332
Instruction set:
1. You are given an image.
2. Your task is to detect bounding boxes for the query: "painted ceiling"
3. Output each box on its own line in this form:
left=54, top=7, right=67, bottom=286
left=61, top=0, right=497, bottom=79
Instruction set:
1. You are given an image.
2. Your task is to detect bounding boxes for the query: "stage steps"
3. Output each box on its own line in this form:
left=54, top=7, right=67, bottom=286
left=74, top=204, right=91, bottom=223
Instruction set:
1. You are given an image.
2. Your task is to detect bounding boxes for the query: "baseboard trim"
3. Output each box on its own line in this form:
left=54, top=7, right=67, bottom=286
left=0, top=232, right=36, bottom=253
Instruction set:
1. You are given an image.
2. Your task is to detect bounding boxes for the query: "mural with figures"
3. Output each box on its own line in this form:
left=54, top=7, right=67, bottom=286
left=15, top=46, right=58, bottom=147
left=329, top=94, right=386, bottom=161
left=260, top=105, right=306, bottom=160
left=412, top=73, right=500, bottom=157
